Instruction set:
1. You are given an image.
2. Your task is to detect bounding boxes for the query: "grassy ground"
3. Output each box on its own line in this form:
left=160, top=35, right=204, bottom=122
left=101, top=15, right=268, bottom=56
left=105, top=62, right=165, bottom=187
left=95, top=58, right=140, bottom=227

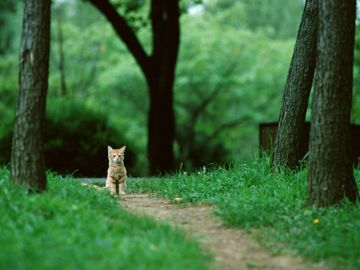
left=128, top=158, right=360, bottom=270
left=0, top=167, right=210, bottom=270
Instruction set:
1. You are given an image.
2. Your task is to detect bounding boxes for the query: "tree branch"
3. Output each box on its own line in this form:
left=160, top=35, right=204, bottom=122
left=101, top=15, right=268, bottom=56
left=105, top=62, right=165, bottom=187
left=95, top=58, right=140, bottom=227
left=89, top=0, right=151, bottom=75
left=209, top=90, right=279, bottom=139
left=180, top=62, right=238, bottom=128
left=210, top=117, right=250, bottom=139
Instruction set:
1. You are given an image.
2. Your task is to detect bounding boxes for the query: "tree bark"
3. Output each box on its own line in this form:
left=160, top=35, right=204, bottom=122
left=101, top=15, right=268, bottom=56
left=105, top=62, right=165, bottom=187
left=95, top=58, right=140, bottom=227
left=11, top=0, right=51, bottom=192
left=147, top=78, right=176, bottom=174
left=272, top=0, right=318, bottom=170
left=145, top=1, right=179, bottom=174
left=308, top=0, right=359, bottom=207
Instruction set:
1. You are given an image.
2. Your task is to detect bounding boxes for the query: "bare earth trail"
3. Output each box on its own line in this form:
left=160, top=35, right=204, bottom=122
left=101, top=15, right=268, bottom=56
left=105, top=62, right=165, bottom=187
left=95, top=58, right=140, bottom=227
left=120, top=193, right=327, bottom=270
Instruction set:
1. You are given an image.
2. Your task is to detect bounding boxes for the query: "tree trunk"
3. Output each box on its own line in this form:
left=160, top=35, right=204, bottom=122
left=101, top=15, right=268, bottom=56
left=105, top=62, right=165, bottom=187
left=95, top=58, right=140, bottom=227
left=145, top=1, right=179, bottom=174
left=308, top=0, right=359, bottom=207
left=11, top=0, right=51, bottom=192
left=88, top=0, right=180, bottom=175
left=147, top=77, right=175, bottom=174
left=272, top=0, right=318, bottom=170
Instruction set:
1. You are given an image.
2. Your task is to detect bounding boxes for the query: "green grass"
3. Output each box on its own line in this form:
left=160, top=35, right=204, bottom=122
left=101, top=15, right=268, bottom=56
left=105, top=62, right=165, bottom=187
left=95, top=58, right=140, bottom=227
left=0, top=167, right=210, bottom=270
left=128, top=158, right=360, bottom=270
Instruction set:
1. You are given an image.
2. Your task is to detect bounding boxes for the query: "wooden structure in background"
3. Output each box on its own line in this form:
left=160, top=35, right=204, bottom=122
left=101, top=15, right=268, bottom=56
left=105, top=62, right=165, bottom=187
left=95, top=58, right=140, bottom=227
left=259, top=122, right=360, bottom=165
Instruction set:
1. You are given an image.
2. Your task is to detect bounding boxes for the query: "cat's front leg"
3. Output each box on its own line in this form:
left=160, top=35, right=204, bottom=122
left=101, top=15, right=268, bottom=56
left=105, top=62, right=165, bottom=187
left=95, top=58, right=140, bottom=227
left=106, top=177, right=117, bottom=193
left=109, top=182, right=117, bottom=194
left=119, top=177, right=126, bottom=195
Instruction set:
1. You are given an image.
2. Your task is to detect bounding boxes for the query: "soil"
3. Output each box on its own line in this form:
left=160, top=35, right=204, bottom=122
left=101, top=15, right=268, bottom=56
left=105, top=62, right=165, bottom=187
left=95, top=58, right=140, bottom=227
left=120, top=193, right=327, bottom=270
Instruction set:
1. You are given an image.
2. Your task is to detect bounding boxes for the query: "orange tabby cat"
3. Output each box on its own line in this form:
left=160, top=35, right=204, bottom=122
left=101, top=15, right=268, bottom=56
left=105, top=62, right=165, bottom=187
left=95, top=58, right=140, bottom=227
left=106, top=146, right=127, bottom=194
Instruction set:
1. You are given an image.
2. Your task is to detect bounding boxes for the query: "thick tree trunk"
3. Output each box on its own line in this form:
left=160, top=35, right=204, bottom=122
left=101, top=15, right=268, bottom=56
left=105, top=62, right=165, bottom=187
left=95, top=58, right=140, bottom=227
left=11, top=0, right=51, bottom=192
left=272, top=0, right=318, bottom=170
left=88, top=0, right=180, bottom=175
left=146, top=1, right=179, bottom=174
left=147, top=78, right=175, bottom=174
left=308, top=0, right=359, bottom=207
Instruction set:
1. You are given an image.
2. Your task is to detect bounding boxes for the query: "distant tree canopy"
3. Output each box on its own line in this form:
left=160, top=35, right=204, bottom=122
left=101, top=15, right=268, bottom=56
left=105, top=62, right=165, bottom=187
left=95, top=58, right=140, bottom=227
left=0, top=1, right=20, bottom=54
left=203, top=0, right=303, bottom=39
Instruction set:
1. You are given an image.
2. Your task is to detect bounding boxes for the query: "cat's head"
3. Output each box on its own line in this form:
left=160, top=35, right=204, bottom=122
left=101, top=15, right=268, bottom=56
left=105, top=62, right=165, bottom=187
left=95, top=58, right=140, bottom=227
left=108, top=145, right=126, bottom=164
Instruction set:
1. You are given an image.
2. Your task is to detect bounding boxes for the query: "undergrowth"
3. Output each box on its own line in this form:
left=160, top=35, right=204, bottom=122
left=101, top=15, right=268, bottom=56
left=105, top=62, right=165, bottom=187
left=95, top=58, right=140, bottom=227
left=129, top=158, right=360, bottom=270
left=0, top=167, right=210, bottom=270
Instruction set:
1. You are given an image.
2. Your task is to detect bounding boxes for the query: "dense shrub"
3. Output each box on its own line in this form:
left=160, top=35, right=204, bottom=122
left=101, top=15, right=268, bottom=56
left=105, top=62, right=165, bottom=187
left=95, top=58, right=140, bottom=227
left=0, top=98, right=137, bottom=177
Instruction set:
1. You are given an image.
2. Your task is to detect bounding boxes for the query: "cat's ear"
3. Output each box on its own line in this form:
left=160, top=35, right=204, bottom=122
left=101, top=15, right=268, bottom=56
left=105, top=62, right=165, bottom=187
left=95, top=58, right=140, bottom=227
left=108, top=146, right=113, bottom=153
left=120, top=146, right=126, bottom=152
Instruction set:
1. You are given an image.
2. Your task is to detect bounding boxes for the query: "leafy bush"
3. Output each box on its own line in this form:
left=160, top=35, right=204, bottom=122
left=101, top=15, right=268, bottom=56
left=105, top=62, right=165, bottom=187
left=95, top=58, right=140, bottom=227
left=44, top=98, right=137, bottom=177
left=0, top=98, right=137, bottom=177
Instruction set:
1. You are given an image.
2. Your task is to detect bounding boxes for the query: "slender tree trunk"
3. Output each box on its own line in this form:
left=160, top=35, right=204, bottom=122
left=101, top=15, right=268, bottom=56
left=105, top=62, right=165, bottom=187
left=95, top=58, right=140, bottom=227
left=11, top=0, right=51, bottom=192
left=56, top=5, right=67, bottom=96
left=308, top=0, right=359, bottom=207
left=272, top=0, right=318, bottom=170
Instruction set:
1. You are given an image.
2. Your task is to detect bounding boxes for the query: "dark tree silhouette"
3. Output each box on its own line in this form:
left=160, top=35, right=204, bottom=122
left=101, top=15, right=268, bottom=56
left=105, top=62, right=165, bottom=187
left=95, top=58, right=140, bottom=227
left=308, top=0, right=359, bottom=207
left=11, top=0, right=51, bottom=191
left=89, top=0, right=180, bottom=174
left=272, top=0, right=318, bottom=170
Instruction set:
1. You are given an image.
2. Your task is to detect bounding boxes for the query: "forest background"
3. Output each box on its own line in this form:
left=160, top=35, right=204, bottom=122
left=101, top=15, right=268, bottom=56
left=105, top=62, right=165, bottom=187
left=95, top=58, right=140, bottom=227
left=1, top=0, right=360, bottom=176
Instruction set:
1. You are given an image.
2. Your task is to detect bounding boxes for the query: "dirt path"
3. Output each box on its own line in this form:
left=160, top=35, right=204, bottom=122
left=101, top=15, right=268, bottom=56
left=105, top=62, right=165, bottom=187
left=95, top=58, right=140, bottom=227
left=120, top=193, right=327, bottom=270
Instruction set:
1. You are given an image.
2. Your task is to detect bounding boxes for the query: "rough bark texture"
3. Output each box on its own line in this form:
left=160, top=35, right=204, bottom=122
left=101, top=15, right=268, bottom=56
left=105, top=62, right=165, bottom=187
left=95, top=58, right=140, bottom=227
left=90, top=0, right=179, bottom=175
left=11, top=0, right=51, bottom=191
left=308, top=0, right=359, bottom=207
left=272, top=0, right=318, bottom=170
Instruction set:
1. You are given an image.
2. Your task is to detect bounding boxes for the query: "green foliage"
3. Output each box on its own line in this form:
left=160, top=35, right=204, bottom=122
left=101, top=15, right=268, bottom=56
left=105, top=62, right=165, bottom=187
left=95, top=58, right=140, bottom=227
left=0, top=0, right=305, bottom=173
left=129, top=159, right=360, bottom=270
left=0, top=168, right=210, bottom=270
left=0, top=1, right=22, bottom=54
left=204, top=0, right=303, bottom=39
left=353, top=23, right=360, bottom=123
left=45, top=98, right=137, bottom=176
left=0, top=98, right=138, bottom=177
left=175, top=11, right=294, bottom=167
left=0, top=52, right=17, bottom=165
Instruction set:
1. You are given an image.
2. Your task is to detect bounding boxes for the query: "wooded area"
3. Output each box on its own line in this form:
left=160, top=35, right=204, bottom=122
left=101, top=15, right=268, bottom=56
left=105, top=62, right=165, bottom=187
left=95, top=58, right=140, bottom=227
left=1, top=1, right=360, bottom=269
left=1, top=0, right=360, bottom=206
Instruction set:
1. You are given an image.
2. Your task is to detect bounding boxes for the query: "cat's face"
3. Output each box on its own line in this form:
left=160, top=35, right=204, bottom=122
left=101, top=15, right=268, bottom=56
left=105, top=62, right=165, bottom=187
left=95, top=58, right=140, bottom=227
left=108, top=146, right=126, bottom=164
